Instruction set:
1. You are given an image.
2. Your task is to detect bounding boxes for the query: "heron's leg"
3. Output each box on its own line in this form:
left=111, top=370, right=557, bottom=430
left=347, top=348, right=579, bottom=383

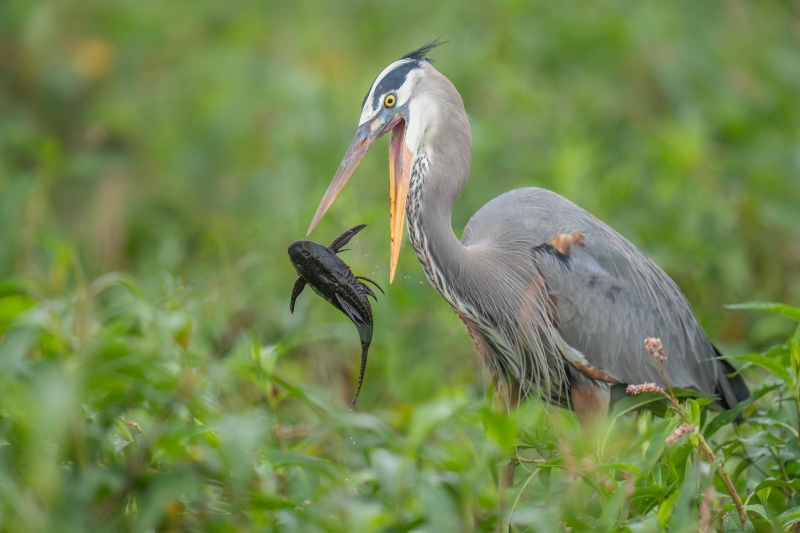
left=494, top=380, right=520, bottom=533
left=498, top=461, right=515, bottom=533
left=457, top=315, right=519, bottom=531
left=570, top=382, right=610, bottom=432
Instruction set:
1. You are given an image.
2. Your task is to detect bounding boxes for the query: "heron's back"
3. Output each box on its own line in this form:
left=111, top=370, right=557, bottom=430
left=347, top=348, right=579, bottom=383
left=461, top=187, right=748, bottom=408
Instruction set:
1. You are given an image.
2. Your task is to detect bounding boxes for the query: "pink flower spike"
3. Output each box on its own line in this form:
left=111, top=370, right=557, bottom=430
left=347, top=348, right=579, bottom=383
left=626, top=383, right=665, bottom=395
left=666, top=423, right=696, bottom=446
left=644, top=337, right=667, bottom=363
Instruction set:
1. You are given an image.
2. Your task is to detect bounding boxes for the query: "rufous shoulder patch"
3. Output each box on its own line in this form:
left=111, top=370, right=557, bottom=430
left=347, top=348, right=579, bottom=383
left=549, top=231, right=585, bottom=256
left=571, top=359, right=620, bottom=384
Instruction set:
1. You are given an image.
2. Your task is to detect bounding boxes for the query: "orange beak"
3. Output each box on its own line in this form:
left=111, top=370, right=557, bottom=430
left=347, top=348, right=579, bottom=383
left=308, top=115, right=413, bottom=283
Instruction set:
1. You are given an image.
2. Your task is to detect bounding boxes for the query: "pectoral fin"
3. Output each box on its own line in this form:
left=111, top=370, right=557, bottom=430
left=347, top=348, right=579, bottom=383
left=290, top=278, right=306, bottom=313
left=335, top=293, right=365, bottom=324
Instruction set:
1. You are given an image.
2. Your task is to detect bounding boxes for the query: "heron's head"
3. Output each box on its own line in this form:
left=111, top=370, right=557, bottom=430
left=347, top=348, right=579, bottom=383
left=308, top=40, right=452, bottom=283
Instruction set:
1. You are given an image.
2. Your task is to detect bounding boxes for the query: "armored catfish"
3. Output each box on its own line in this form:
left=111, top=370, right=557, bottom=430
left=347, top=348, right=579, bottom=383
left=288, top=224, right=383, bottom=410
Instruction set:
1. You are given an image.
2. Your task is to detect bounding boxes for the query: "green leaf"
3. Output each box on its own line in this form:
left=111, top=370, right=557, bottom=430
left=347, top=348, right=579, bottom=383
left=750, top=478, right=800, bottom=493
left=657, top=490, right=680, bottom=526
left=779, top=506, right=800, bottom=527
left=600, top=462, right=647, bottom=479
left=703, top=384, right=780, bottom=438
left=0, top=294, right=36, bottom=333
left=737, top=430, right=788, bottom=447
left=747, top=416, right=799, bottom=438
left=643, top=417, right=680, bottom=473
left=599, top=483, right=628, bottom=530
left=687, top=399, right=702, bottom=425
left=669, top=444, right=693, bottom=484
left=632, top=485, right=670, bottom=501
left=406, top=399, right=462, bottom=452
left=726, top=301, right=800, bottom=322
left=791, top=323, right=800, bottom=377
left=745, top=503, right=769, bottom=520
left=609, top=392, right=667, bottom=420
left=264, top=450, right=338, bottom=478
left=481, top=407, right=517, bottom=452
left=734, top=353, right=792, bottom=383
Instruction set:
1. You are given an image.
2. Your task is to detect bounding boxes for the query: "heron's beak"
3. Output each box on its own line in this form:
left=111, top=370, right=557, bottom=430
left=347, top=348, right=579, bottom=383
left=308, top=122, right=376, bottom=235
left=387, top=116, right=412, bottom=283
left=307, top=113, right=412, bottom=284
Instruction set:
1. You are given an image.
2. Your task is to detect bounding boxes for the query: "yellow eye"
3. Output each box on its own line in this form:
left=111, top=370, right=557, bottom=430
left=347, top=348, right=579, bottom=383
left=384, top=94, right=396, bottom=108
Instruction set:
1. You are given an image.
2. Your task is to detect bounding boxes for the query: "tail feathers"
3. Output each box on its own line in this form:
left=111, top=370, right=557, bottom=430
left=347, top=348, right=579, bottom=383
left=713, top=346, right=750, bottom=410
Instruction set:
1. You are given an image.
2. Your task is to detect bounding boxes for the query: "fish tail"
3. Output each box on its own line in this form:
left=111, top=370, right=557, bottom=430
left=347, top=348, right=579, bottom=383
left=349, top=341, right=370, bottom=411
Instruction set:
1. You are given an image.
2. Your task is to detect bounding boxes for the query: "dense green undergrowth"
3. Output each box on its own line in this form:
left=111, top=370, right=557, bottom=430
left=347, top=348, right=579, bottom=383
left=2, top=1, right=799, bottom=531
left=1, top=258, right=799, bottom=532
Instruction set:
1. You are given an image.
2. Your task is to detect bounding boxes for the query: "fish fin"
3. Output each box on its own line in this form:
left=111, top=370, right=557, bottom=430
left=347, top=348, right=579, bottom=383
left=349, top=341, right=370, bottom=411
left=361, top=284, right=377, bottom=300
left=335, top=293, right=365, bottom=324
left=330, top=224, right=367, bottom=253
left=356, top=275, right=384, bottom=296
left=290, top=278, right=306, bottom=313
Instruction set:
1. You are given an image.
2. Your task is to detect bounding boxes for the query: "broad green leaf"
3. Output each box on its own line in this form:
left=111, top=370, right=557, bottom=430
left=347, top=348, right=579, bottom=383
left=405, top=399, right=462, bottom=452
left=792, top=323, right=800, bottom=376
left=745, top=503, right=768, bottom=520
left=599, top=483, right=628, bottom=530
left=780, top=506, right=800, bottom=527
left=481, top=407, right=517, bottom=452
left=737, top=430, right=788, bottom=447
left=669, top=444, right=693, bottom=484
left=687, top=399, right=701, bottom=425
left=609, top=388, right=713, bottom=422
left=88, top=272, right=149, bottom=301
left=657, top=490, right=679, bottom=526
left=704, top=384, right=780, bottom=437
left=0, top=294, right=36, bottom=331
left=734, top=353, right=792, bottom=383
left=726, top=301, right=800, bottom=321
left=264, top=450, right=338, bottom=478
left=632, top=485, right=670, bottom=500
left=643, top=417, right=680, bottom=473
left=747, top=416, right=799, bottom=438
left=750, top=478, right=800, bottom=493
left=600, top=462, right=647, bottom=479
left=266, top=374, right=326, bottom=415
left=609, top=392, right=667, bottom=419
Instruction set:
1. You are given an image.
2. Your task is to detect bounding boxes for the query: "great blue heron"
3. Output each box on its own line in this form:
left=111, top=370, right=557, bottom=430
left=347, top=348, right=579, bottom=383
left=307, top=42, right=749, bottom=423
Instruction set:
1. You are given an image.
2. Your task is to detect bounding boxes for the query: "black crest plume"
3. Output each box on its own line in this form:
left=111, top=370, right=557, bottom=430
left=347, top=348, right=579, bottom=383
left=402, top=37, right=447, bottom=63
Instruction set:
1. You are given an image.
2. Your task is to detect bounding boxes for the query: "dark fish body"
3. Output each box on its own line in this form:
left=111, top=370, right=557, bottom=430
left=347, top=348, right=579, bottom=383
left=288, top=224, right=383, bottom=410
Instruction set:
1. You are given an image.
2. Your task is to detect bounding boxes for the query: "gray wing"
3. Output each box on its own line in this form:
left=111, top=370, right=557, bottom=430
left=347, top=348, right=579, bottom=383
left=534, top=224, right=720, bottom=393
left=464, top=187, right=723, bottom=395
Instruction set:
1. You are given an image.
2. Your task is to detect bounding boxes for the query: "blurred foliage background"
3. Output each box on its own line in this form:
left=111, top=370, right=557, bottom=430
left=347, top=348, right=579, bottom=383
left=1, top=0, right=799, bottom=531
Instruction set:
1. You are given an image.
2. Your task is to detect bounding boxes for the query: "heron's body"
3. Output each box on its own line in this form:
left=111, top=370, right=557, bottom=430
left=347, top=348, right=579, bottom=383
left=308, top=43, right=748, bottom=418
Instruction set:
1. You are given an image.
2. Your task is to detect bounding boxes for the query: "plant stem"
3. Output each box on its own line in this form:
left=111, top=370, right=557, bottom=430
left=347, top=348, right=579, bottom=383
left=655, top=361, right=747, bottom=528
left=793, top=393, right=800, bottom=448
left=697, top=434, right=746, bottom=528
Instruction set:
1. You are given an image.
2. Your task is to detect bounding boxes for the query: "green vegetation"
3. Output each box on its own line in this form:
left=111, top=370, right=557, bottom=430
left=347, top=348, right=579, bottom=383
left=1, top=1, right=799, bottom=531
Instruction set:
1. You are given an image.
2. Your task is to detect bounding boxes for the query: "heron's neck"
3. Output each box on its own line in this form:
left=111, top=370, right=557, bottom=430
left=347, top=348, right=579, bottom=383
left=406, top=139, right=472, bottom=308
left=403, top=70, right=475, bottom=306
